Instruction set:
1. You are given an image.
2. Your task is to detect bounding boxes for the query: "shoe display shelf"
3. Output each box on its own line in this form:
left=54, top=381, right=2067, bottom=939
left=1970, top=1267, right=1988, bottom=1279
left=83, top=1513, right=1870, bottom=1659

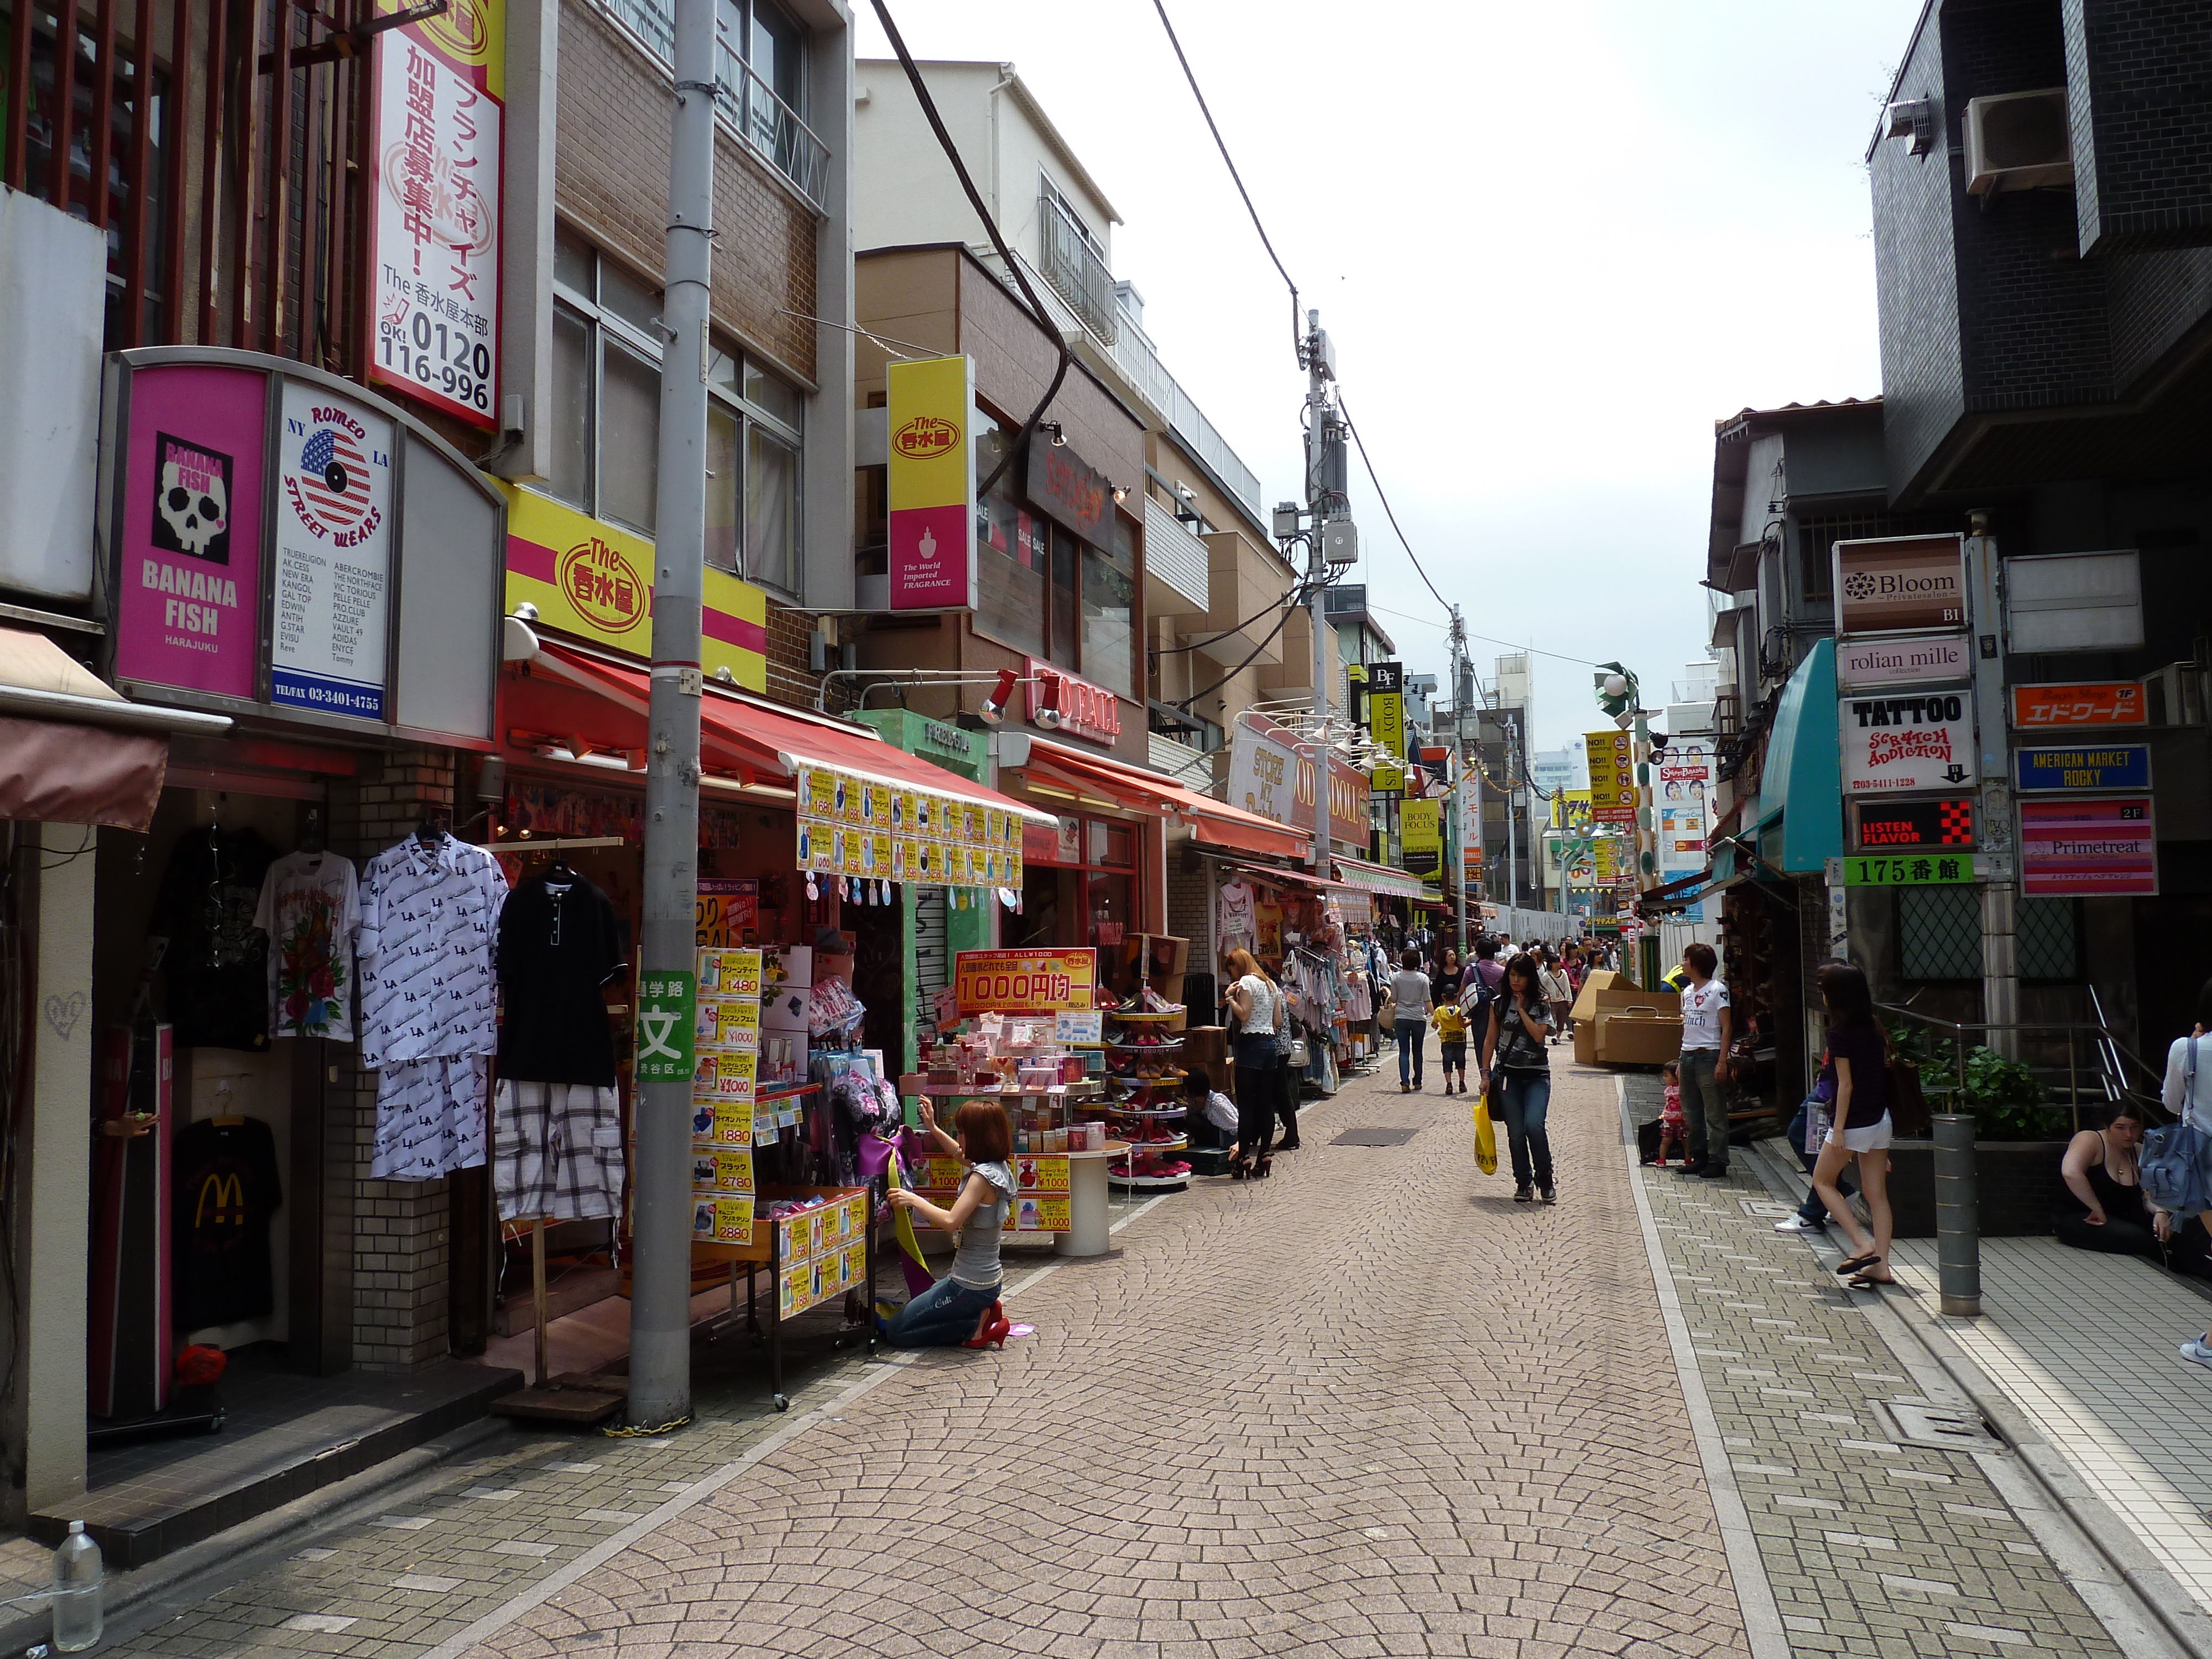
left=1104, top=1000, right=1190, bottom=1193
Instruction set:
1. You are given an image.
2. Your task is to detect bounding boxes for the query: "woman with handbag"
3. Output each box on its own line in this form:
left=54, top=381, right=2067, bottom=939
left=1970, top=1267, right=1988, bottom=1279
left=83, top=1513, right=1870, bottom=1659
left=1808, top=963, right=1896, bottom=1288
left=2159, top=983, right=2212, bottom=1367
left=1479, top=952, right=1557, bottom=1203
left=1224, top=948, right=1281, bottom=1180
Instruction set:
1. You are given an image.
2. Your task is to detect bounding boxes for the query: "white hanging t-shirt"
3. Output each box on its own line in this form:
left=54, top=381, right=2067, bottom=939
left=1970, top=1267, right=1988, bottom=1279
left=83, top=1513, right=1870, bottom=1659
left=1218, top=880, right=1256, bottom=953
left=252, top=851, right=362, bottom=1041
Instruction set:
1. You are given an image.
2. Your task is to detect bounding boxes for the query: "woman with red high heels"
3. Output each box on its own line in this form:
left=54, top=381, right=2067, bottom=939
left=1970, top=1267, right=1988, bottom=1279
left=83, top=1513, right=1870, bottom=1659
left=884, top=1098, right=1014, bottom=1348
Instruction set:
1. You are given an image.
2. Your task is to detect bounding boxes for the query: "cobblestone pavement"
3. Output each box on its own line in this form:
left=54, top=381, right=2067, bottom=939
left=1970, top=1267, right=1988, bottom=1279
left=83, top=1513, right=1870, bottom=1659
left=96, top=1063, right=2151, bottom=1657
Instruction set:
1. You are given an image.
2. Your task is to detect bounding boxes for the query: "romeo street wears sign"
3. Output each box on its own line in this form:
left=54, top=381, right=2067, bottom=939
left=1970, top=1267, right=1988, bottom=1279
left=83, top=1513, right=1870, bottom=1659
left=1840, top=691, right=1979, bottom=794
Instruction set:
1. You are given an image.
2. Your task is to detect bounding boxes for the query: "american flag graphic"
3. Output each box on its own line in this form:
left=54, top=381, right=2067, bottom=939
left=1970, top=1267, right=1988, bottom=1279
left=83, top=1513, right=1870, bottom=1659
left=298, top=426, right=372, bottom=531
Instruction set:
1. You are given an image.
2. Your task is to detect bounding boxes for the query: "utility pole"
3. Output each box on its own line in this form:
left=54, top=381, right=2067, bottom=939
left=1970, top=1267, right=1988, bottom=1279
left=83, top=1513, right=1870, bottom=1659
left=1302, top=309, right=1338, bottom=878
left=628, top=0, right=717, bottom=1430
left=1505, top=716, right=1520, bottom=911
left=1449, top=608, right=1470, bottom=958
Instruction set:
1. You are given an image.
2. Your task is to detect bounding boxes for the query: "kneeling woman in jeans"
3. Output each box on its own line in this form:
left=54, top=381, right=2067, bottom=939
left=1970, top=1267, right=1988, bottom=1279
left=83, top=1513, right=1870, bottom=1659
left=884, top=1097, right=1014, bottom=1349
left=1480, top=952, right=1556, bottom=1203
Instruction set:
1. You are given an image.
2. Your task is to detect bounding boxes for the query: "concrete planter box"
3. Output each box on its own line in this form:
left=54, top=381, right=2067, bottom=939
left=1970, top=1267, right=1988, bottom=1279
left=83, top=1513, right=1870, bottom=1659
left=1884, top=1140, right=2070, bottom=1239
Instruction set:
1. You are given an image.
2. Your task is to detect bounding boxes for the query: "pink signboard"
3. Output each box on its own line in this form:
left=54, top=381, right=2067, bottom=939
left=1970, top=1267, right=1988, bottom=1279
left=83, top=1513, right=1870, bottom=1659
left=2018, top=796, right=2157, bottom=898
left=116, top=366, right=267, bottom=700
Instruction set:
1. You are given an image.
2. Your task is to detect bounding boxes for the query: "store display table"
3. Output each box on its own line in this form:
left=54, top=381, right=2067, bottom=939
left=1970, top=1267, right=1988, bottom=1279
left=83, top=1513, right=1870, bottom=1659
left=1058, top=1142, right=1130, bottom=1258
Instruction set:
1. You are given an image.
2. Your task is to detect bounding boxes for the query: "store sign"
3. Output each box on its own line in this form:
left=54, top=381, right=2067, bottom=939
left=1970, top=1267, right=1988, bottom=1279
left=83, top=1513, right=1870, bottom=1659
left=1554, top=790, right=1593, bottom=833
left=953, top=948, right=1098, bottom=1015
left=1840, top=691, right=1978, bottom=793
left=1844, top=853, right=1972, bottom=886
left=1228, top=712, right=1299, bottom=826
left=2020, top=796, right=2157, bottom=897
left=272, top=383, right=395, bottom=719
left=2010, top=681, right=2147, bottom=729
left=1025, top=437, right=1113, bottom=545
left=1400, top=799, right=1442, bottom=876
left=695, top=877, right=761, bottom=947
left=116, top=365, right=266, bottom=701
left=886, top=355, right=977, bottom=611
left=1025, top=660, right=1121, bottom=747
left=1833, top=534, right=1967, bottom=636
left=1654, top=739, right=1712, bottom=879
left=1365, top=659, right=1405, bottom=769
left=108, top=351, right=502, bottom=742
left=368, top=0, right=503, bottom=429
left=2015, top=743, right=2151, bottom=792
left=1328, top=754, right=1371, bottom=848
left=499, top=485, right=766, bottom=690
left=1851, top=797, right=1975, bottom=852
left=1586, top=728, right=1636, bottom=825
left=1835, top=632, right=1973, bottom=692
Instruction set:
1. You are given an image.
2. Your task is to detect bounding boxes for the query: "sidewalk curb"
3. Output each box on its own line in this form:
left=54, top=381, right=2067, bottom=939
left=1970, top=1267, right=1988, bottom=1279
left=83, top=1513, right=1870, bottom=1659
left=0, top=1412, right=512, bottom=1656
left=1739, top=1138, right=2212, bottom=1659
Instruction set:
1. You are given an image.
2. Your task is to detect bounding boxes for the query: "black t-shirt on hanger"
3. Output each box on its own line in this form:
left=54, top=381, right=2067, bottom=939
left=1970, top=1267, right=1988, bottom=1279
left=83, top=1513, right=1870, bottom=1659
left=153, top=827, right=278, bottom=1052
left=173, top=1117, right=283, bottom=1331
left=497, top=873, right=625, bottom=1085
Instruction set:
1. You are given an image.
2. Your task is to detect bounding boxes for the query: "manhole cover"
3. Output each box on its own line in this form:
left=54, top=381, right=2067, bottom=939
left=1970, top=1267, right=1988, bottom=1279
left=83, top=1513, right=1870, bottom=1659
left=1880, top=1400, right=2005, bottom=1452
left=1739, top=1199, right=1794, bottom=1218
left=1332, top=1127, right=1418, bottom=1147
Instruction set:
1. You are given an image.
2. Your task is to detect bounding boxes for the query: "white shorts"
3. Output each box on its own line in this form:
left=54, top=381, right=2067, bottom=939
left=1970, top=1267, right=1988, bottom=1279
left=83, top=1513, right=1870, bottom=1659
left=1839, top=1112, right=1893, bottom=1154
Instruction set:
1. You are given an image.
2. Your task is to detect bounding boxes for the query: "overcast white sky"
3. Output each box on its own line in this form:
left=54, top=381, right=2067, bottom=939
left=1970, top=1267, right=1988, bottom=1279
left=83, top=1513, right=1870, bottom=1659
left=855, top=0, right=1926, bottom=752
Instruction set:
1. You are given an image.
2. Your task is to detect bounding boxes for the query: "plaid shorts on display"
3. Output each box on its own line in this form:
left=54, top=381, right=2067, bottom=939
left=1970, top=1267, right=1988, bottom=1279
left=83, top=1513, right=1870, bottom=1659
left=493, top=1080, right=624, bottom=1222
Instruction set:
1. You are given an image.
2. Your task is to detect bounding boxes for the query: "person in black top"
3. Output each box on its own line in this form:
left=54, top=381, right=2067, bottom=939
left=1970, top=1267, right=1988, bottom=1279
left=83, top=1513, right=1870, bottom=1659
left=1809, top=963, right=1896, bottom=1288
left=1432, top=946, right=1465, bottom=1008
left=1479, top=952, right=1556, bottom=1204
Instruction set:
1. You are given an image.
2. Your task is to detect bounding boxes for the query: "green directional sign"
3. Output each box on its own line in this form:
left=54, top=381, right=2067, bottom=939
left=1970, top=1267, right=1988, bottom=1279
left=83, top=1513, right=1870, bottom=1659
left=1843, top=853, right=1972, bottom=887
left=634, top=969, right=697, bottom=1082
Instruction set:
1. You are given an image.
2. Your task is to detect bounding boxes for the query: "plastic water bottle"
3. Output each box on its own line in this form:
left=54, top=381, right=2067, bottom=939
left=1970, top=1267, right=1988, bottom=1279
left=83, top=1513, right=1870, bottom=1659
left=50, top=1521, right=101, bottom=1652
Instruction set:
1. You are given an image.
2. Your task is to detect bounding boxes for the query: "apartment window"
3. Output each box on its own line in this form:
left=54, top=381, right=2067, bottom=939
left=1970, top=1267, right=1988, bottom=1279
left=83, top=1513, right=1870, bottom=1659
left=553, top=231, right=803, bottom=592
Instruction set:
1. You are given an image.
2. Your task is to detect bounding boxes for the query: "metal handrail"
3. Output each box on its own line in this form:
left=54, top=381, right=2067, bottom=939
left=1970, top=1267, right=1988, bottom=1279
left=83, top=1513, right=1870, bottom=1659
left=1875, top=1003, right=2164, bottom=1134
left=1037, top=190, right=1119, bottom=346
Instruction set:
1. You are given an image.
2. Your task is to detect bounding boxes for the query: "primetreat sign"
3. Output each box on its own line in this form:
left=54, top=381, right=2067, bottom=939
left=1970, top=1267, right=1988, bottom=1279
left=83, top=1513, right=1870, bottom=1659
left=103, top=347, right=505, bottom=744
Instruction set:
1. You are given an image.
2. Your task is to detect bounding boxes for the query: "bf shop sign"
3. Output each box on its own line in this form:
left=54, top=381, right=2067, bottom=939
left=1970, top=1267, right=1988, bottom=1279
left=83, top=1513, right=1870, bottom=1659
left=1840, top=691, right=1979, bottom=794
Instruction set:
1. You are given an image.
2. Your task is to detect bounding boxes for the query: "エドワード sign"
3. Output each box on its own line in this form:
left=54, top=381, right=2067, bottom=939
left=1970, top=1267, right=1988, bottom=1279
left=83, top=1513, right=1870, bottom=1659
left=953, top=948, right=1098, bottom=1015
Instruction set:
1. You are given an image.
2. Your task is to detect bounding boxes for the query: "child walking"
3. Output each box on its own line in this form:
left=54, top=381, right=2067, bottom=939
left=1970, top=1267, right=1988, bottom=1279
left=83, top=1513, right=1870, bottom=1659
left=1433, top=997, right=1470, bottom=1095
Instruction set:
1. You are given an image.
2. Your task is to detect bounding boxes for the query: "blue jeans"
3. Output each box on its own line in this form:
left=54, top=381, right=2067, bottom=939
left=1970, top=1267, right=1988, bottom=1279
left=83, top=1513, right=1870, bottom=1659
left=1396, top=1019, right=1426, bottom=1086
left=1783, top=1100, right=1854, bottom=1224
left=1496, top=1070, right=1553, bottom=1189
left=884, top=1273, right=1001, bottom=1348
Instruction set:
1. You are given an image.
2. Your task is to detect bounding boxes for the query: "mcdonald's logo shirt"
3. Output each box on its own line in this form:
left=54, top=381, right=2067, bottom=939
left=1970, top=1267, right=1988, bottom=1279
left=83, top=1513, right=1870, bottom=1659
left=173, top=1117, right=282, bottom=1332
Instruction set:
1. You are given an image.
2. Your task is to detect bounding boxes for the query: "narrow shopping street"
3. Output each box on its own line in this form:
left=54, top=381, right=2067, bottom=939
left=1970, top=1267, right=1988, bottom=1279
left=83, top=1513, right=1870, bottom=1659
left=88, top=1060, right=2142, bottom=1659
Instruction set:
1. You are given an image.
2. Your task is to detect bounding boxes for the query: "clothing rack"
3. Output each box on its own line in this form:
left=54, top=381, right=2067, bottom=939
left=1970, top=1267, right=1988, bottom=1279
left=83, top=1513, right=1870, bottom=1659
left=482, top=837, right=629, bottom=853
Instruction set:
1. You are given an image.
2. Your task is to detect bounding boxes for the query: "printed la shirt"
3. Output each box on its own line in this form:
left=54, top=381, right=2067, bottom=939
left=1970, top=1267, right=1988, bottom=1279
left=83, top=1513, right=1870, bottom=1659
left=357, top=833, right=509, bottom=1068
left=252, top=851, right=361, bottom=1040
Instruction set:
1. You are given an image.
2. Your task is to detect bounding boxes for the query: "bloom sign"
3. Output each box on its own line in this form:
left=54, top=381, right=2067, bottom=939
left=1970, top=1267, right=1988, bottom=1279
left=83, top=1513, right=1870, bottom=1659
left=886, top=356, right=977, bottom=610
left=1833, top=534, right=1966, bottom=636
left=1840, top=691, right=1979, bottom=794
left=368, top=0, right=502, bottom=428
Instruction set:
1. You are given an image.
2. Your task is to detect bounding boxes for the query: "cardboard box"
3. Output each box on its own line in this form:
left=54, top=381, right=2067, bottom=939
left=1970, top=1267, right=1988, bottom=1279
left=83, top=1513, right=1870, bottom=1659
left=1594, top=1011, right=1683, bottom=1067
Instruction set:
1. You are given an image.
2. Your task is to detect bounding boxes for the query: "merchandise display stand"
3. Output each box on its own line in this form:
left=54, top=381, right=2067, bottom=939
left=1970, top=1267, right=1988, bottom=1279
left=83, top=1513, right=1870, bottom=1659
left=491, top=1216, right=629, bottom=1425
left=1105, top=1007, right=1190, bottom=1195
left=696, top=1183, right=874, bottom=1412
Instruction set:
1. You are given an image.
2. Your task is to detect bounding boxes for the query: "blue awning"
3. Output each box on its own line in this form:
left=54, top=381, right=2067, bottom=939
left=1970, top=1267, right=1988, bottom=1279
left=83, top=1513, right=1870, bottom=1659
left=1754, top=635, right=1843, bottom=874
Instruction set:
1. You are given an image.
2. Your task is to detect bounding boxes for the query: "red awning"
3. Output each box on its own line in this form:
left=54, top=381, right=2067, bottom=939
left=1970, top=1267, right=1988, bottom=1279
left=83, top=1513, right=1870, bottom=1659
left=0, top=714, right=169, bottom=830
left=1006, top=736, right=1311, bottom=862
left=516, top=642, right=1056, bottom=826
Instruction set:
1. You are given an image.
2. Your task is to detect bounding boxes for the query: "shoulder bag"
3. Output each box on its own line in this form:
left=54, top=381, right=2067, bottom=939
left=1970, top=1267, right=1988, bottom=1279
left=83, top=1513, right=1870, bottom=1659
left=2142, top=1038, right=2212, bottom=1215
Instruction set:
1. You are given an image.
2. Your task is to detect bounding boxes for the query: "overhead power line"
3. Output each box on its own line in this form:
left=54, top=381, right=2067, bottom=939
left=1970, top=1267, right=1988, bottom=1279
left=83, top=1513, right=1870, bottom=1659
left=1148, top=0, right=1302, bottom=364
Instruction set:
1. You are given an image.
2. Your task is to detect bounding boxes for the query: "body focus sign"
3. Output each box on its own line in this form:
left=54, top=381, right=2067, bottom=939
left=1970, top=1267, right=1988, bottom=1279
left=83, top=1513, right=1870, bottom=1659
left=1840, top=691, right=1979, bottom=794
left=369, top=2, right=503, bottom=429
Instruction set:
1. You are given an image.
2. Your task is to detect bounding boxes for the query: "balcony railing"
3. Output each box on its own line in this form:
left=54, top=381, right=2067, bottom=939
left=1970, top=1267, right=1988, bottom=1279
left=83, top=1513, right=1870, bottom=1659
left=1037, top=190, right=1119, bottom=346
left=1110, top=310, right=1265, bottom=525
left=593, top=0, right=831, bottom=212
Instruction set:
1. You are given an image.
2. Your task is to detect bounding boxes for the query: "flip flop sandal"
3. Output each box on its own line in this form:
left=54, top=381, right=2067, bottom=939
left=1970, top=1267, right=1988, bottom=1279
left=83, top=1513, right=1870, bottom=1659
left=1848, top=1271, right=1895, bottom=1291
left=1834, top=1253, right=1880, bottom=1276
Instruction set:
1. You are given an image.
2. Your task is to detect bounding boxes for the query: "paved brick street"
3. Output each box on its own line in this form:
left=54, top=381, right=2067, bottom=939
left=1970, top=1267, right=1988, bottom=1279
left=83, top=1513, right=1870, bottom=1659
left=97, top=1062, right=2158, bottom=1657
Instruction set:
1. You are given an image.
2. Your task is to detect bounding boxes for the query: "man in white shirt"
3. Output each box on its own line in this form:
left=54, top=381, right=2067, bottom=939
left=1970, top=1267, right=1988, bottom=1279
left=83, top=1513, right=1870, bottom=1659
left=1674, top=941, right=1733, bottom=1178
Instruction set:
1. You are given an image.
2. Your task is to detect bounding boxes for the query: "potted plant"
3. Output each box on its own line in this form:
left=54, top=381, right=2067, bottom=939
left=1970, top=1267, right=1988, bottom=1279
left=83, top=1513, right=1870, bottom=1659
left=1878, top=1026, right=2073, bottom=1236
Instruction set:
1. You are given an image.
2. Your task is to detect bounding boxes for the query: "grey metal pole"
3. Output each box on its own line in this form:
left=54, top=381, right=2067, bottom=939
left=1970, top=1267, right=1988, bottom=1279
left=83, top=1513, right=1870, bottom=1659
left=1932, top=1112, right=1981, bottom=1317
left=1304, top=310, right=1330, bottom=879
left=1505, top=722, right=1519, bottom=910
left=1451, top=611, right=1469, bottom=959
left=629, top=0, right=717, bottom=1429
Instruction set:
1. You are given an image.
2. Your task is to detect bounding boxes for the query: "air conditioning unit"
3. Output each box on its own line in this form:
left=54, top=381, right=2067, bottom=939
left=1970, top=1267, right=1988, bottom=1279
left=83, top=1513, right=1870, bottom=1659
left=1964, top=88, right=2073, bottom=196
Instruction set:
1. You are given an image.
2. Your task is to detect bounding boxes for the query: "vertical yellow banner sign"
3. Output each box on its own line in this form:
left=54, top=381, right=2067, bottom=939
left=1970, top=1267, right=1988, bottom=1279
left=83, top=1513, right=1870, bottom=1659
left=886, top=356, right=976, bottom=611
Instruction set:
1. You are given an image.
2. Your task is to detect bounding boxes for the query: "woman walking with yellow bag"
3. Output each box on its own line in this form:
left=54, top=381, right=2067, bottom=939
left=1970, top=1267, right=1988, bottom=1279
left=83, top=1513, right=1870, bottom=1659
left=1480, top=952, right=1557, bottom=1204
